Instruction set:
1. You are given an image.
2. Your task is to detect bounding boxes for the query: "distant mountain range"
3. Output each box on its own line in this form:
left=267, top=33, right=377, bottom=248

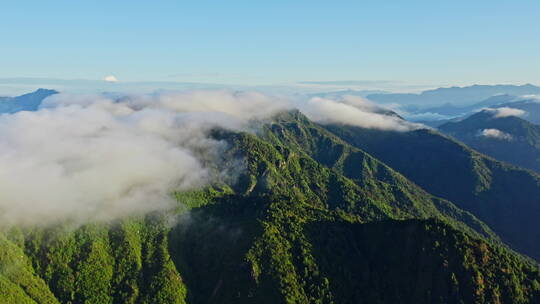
left=0, top=88, right=58, bottom=113
left=411, top=96, right=540, bottom=127
left=493, top=98, right=540, bottom=125
left=440, top=110, right=540, bottom=173
left=306, top=89, right=388, bottom=99
left=417, top=94, right=523, bottom=116
left=367, top=83, right=540, bottom=106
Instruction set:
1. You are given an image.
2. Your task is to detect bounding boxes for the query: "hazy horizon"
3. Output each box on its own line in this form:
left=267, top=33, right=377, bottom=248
left=1, top=76, right=539, bottom=97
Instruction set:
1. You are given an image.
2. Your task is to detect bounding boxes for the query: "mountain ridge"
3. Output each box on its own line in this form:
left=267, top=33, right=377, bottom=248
left=439, top=110, right=540, bottom=173
left=320, top=123, right=540, bottom=262
left=367, top=84, right=540, bottom=106
left=0, top=104, right=539, bottom=303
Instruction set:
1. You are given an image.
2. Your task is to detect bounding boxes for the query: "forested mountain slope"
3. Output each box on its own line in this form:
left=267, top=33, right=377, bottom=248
left=322, top=124, right=540, bottom=262
left=0, top=112, right=539, bottom=304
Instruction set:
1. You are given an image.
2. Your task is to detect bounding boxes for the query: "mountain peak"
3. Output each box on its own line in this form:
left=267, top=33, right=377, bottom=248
left=439, top=109, right=540, bottom=173
left=0, top=88, right=58, bottom=113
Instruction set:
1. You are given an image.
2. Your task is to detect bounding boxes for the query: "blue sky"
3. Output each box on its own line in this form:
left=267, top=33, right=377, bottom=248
left=1, top=1, right=539, bottom=86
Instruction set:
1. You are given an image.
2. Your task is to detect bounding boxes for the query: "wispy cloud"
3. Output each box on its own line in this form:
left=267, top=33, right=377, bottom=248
left=478, top=128, right=513, bottom=140
left=485, top=107, right=526, bottom=118
left=0, top=89, right=423, bottom=226
left=297, top=95, right=424, bottom=131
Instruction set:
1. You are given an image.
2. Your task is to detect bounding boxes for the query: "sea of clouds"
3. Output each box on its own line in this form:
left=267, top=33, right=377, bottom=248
left=0, top=90, right=421, bottom=226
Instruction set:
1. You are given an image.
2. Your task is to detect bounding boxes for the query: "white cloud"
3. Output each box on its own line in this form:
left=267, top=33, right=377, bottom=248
left=296, top=96, right=424, bottom=131
left=520, top=94, right=540, bottom=102
left=485, top=107, right=526, bottom=118
left=0, top=90, right=291, bottom=226
left=104, top=75, right=118, bottom=82
left=402, top=112, right=454, bottom=122
left=0, top=103, right=207, bottom=226
left=0, top=89, right=425, bottom=226
left=478, top=128, right=513, bottom=140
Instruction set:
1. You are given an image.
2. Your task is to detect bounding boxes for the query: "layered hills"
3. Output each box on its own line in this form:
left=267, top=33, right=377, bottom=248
left=440, top=110, right=540, bottom=173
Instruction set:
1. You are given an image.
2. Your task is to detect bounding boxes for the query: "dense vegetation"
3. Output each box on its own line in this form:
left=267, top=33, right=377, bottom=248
left=322, top=123, right=540, bottom=262
left=1, top=110, right=539, bottom=303
left=0, top=216, right=187, bottom=304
